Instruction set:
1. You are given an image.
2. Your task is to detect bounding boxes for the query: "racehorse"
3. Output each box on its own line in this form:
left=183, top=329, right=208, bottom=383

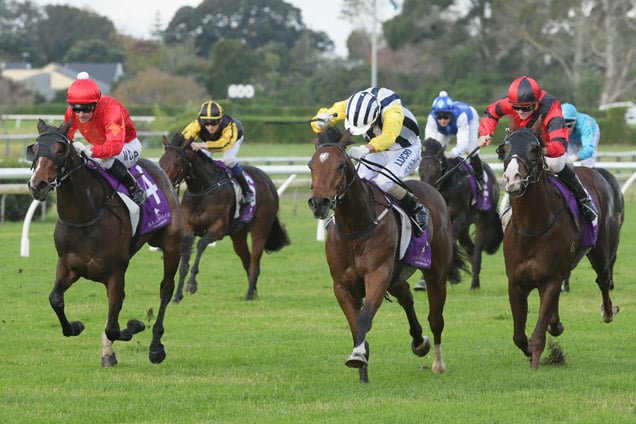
left=307, top=127, right=466, bottom=383
left=419, top=138, right=503, bottom=290
left=159, top=132, right=290, bottom=302
left=27, top=119, right=184, bottom=367
left=497, top=128, right=621, bottom=370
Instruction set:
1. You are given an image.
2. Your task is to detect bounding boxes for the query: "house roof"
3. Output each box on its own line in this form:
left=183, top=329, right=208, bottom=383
left=0, top=62, right=123, bottom=101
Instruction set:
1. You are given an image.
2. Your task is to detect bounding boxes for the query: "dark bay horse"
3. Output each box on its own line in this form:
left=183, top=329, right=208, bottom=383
left=498, top=128, right=621, bottom=370
left=308, top=127, right=466, bottom=383
left=27, top=119, right=184, bottom=367
left=159, top=133, right=290, bottom=302
left=419, top=138, right=503, bottom=290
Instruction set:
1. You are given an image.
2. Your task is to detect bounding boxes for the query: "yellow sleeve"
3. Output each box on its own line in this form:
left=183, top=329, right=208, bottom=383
left=181, top=120, right=201, bottom=140
left=368, top=103, right=404, bottom=152
left=310, top=100, right=348, bottom=133
left=204, top=121, right=239, bottom=152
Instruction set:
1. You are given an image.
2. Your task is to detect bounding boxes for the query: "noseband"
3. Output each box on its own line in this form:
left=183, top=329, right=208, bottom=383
left=30, top=129, right=83, bottom=189
left=315, top=143, right=355, bottom=209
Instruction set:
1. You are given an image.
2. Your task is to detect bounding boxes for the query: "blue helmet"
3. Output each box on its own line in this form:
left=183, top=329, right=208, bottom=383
left=432, top=90, right=454, bottom=114
left=561, top=103, right=578, bottom=121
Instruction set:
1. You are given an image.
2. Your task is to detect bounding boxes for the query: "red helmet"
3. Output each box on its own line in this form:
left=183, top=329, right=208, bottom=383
left=507, top=76, right=541, bottom=105
left=66, top=72, right=101, bottom=105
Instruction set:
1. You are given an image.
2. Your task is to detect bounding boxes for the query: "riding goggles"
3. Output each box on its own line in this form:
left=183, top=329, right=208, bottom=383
left=511, top=104, right=536, bottom=112
left=202, top=119, right=220, bottom=126
left=565, top=120, right=576, bottom=129
left=435, top=113, right=452, bottom=120
left=70, top=103, right=96, bottom=113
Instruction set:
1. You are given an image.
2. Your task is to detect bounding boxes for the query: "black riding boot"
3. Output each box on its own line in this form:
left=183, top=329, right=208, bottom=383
left=400, top=191, right=429, bottom=234
left=108, top=159, right=147, bottom=206
left=558, top=163, right=597, bottom=221
left=232, top=165, right=254, bottom=204
left=471, top=154, right=486, bottom=191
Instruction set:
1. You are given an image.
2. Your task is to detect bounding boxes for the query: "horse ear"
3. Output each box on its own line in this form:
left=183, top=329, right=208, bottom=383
left=36, top=118, right=47, bottom=134
left=162, top=134, right=169, bottom=147
left=60, top=119, right=72, bottom=137
left=341, top=129, right=352, bottom=147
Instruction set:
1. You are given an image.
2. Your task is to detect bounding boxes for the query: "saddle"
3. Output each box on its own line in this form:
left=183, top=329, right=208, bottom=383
left=212, top=160, right=256, bottom=223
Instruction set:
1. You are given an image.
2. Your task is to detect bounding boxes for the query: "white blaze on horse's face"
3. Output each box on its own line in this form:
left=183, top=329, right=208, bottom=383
left=318, top=152, right=330, bottom=163
left=503, top=157, right=523, bottom=194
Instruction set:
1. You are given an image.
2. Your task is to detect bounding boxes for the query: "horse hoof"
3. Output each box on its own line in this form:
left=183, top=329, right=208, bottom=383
left=64, top=321, right=85, bottom=337
left=547, top=322, right=564, bottom=337
left=149, top=347, right=166, bottom=364
left=412, top=337, right=431, bottom=357
left=127, top=319, right=146, bottom=334
left=101, top=353, right=118, bottom=368
left=601, top=304, right=619, bottom=323
left=345, top=352, right=368, bottom=368
left=185, top=284, right=197, bottom=294
left=413, top=280, right=427, bottom=292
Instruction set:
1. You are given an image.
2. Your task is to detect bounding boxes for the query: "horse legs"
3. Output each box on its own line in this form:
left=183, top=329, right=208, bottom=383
left=49, top=260, right=84, bottom=337
left=231, top=230, right=262, bottom=301
left=334, top=283, right=369, bottom=383
left=589, top=260, right=619, bottom=323
left=173, top=233, right=195, bottom=304
left=422, top=274, right=448, bottom=373
left=388, top=282, right=429, bottom=358
left=186, top=234, right=214, bottom=295
left=508, top=282, right=531, bottom=360
left=149, top=244, right=179, bottom=365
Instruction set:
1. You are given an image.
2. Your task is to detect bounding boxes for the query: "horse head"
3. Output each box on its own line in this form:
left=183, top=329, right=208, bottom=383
left=419, top=138, right=445, bottom=186
left=160, top=132, right=194, bottom=186
left=497, top=128, right=544, bottom=197
left=307, top=127, right=356, bottom=219
left=27, top=118, right=79, bottom=201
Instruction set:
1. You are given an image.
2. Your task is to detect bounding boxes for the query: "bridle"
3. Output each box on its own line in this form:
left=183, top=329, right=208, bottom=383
left=314, top=143, right=356, bottom=210
left=164, top=143, right=232, bottom=197
left=29, top=129, right=84, bottom=189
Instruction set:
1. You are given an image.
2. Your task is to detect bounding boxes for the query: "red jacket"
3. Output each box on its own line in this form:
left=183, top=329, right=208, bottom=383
left=64, top=96, right=137, bottom=158
left=479, top=91, right=568, bottom=157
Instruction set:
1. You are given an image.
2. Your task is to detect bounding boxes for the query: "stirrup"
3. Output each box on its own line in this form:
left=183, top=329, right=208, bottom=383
left=129, top=186, right=147, bottom=206
left=580, top=199, right=597, bottom=221
left=242, top=190, right=254, bottom=204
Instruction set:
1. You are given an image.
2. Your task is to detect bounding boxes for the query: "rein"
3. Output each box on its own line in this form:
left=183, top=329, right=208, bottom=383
left=33, top=129, right=118, bottom=228
left=165, top=144, right=232, bottom=196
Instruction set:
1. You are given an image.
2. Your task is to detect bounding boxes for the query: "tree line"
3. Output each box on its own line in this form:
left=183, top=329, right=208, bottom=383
left=0, top=0, right=634, bottom=112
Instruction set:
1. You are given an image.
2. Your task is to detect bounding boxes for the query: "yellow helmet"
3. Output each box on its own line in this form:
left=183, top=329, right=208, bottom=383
left=199, top=101, right=224, bottom=120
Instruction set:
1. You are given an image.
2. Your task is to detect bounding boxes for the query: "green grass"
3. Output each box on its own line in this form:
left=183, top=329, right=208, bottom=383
left=0, top=198, right=635, bottom=423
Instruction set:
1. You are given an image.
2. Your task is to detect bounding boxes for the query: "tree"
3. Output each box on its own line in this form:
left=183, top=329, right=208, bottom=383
left=163, top=0, right=332, bottom=58
left=0, top=0, right=45, bottom=64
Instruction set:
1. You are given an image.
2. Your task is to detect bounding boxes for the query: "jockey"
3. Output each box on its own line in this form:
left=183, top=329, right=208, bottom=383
left=424, top=90, right=487, bottom=195
left=65, top=72, right=146, bottom=205
left=311, top=86, right=428, bottom=233
left=562, top=103, right=600, bottom=168
left=182, top=100, right=254, bottom=204
left=478, top=75, right=597, bottom=222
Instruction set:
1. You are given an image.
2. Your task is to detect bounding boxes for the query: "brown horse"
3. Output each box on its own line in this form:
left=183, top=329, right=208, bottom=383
left=307, top=127, right=466, bottom=383
left=497, top=128, right=621, bottom=370
left=27, top=119, right=183, bottom=367
left=159, top=132, right=290, bottom=302
left=419, top=138, right=503, bottom=290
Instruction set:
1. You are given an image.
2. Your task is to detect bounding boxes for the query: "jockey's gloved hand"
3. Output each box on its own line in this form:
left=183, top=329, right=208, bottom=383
left=567, top=154, right=578, bottom=163
left=444, top=151, right=457, bottom=159
left=349, top=145, right=370, bottom=160
left=73, top=142, right=92, bottom=158
left=314, top=113, right=333, bottom=129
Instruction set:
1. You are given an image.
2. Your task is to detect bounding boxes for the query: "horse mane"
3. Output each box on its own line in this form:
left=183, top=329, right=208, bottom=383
left=422, top=138, right=444, bottom=156
left=315, top=127, right=351, bottom=149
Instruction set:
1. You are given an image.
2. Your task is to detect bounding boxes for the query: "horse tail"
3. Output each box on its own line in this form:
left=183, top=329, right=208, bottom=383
left=594, top=167, right=625, bottom=227
left=483, top=210, right=504, bottom=254
left=265, top=216, right=291, bottom=253
left=448, top=240, right=470, bottom=284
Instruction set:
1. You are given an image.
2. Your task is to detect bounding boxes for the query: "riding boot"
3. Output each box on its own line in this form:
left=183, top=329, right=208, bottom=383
left=471, top=154, right=487, bottom=193
left=231, top=164, right=254, bottom=204
left=399, top=191, right=429, bottom=234
left=108, top=159, right=147, bottom=206
left=557, top=163, right=597, bottom=221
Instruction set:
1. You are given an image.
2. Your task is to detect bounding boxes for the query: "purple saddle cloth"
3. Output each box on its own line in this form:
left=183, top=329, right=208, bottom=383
left=88, top=160, right=171, bottom=235
left=548, top=175, right=598, bottom=248
left=213, top=160, right=256, bottom=223
left=460, top=161, right=490, bottom=211
left=404, top=228, right=432, bottom=269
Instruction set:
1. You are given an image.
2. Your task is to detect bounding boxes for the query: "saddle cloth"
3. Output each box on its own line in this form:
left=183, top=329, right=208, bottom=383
left=88, top=160, right=171, bottom=237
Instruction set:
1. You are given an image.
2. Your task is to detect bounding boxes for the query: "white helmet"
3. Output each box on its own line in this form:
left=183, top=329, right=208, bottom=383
left=345, top=91, right=381, bottom=135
